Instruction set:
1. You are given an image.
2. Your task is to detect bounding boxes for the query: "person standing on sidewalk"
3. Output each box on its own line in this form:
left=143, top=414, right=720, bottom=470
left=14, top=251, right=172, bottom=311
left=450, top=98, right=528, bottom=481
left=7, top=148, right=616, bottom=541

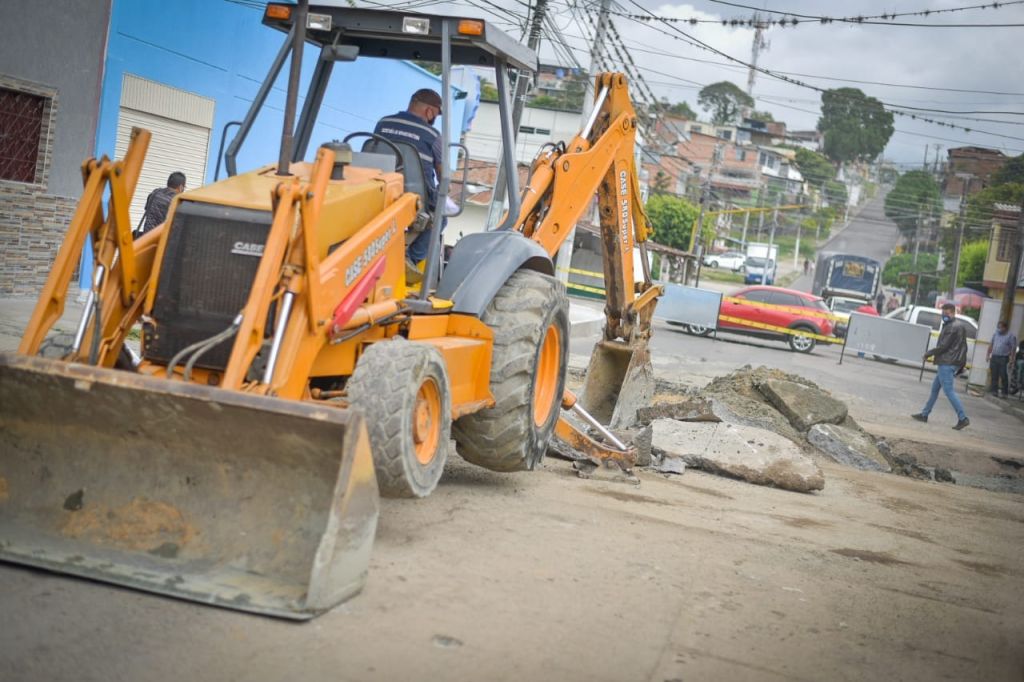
left=912, top=303, right=970, bottom=430
left=987, top=320, right=1017, bottom=398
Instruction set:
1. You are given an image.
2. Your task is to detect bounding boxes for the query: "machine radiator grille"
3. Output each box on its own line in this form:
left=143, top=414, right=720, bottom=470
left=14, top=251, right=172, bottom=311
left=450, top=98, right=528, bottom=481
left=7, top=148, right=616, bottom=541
left=145, top=201, right=273, bottom=371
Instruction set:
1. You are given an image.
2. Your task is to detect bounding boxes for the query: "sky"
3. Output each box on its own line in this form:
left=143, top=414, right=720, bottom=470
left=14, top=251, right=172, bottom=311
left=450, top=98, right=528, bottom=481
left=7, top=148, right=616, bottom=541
left=355, top=0, right=1024, bottom=164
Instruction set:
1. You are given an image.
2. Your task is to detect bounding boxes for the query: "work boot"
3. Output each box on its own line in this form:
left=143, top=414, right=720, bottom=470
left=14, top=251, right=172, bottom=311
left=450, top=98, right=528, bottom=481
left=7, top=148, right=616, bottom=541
left=910, top=413, right=928, bottom=423
left=952, top=417, right=970, bottom=430
left=405, top=258, right=423, bottom=285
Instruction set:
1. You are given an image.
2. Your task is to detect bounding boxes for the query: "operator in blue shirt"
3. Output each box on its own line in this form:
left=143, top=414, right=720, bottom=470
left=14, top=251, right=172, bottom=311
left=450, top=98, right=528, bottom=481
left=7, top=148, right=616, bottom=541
left=374, top=89, right=446, bottom=274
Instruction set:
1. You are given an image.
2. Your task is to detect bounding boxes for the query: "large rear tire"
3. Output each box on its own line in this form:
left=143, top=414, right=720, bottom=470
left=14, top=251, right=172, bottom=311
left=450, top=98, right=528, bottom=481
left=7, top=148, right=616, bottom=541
left=347, top=339, right=451, bottom=498
left=453, top=270, right=569, bottom=472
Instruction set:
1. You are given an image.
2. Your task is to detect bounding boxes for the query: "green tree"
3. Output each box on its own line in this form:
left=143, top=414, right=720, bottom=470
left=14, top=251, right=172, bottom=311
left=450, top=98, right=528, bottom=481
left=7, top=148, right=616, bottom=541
left=824, top=179, right=848, bottom=208
left=817, top=88, right=894, bottom=163
left=697, top=81, right=753, bottom=125
left=645, top=194, right=699, bottom=250
left=480, top=81, right=499, bottom=102
left=665, top=100, right=696, bottom=119
left=966, top=182, right=1024, bottom=229
left=884, top=171, right=941, bottom=236
left=957, top=240, right=989, bottom=287
left=992, top=153, right=1024, bottom=186
left=652, top=170, right=672, bottom=194
left=793, top=148, right=834, bottom=187
left=881, top=252, right=941, bottom=288
left=748, top=110, right=774, bottom=122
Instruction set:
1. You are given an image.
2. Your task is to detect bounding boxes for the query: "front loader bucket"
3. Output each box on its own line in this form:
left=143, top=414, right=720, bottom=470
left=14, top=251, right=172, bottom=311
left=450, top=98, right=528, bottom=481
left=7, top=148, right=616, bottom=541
left=0, top=354, right=378, bottom=620
left=579, top=339, right=654, bottom=429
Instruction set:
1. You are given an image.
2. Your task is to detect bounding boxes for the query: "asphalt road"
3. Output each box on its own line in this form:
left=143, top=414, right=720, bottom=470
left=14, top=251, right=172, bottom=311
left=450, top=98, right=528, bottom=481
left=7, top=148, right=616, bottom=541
left=789, top=193, right=899, bottom=294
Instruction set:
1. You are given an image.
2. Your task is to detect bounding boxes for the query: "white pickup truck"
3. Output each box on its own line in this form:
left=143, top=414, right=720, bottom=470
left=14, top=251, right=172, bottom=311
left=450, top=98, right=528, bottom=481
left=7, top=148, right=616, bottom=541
left=881, top=305, right=979, bottom=365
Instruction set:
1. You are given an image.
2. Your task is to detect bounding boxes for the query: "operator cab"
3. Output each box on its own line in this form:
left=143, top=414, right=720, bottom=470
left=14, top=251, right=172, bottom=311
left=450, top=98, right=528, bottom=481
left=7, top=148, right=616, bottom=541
left=223, top=4, right=538, bottom=295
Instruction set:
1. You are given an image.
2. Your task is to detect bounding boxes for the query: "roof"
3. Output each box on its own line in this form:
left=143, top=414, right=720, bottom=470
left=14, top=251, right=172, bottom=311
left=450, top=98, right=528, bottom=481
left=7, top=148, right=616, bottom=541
left=263, top=5, right=538, bottom=72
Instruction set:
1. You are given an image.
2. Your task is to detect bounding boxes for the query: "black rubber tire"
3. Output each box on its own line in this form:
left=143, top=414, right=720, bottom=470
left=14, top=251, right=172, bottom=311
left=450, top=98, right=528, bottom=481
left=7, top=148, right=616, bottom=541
left=453, top=270, right=569, bottom=472
left=347, top=339, right=451, bottom=498
left=708, top=260, right=718, bottom=268
left=38, top=332, right=136, bottom=369
left=686, top=324, right=713, bottom=337
left=788, top=325, right=817, bottom=353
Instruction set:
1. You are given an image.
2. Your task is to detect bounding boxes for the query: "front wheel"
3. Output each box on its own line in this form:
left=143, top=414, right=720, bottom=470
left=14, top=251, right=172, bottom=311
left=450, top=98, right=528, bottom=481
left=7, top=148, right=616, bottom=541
left=686, top=324, right=713, bottom=337
left=707, top=260, right=719, bottom=269
left=788, top=327, right=817, bottom=353
left=347, top=340, right=451, bottom=498
left=453, top=270, right=569, bottom=472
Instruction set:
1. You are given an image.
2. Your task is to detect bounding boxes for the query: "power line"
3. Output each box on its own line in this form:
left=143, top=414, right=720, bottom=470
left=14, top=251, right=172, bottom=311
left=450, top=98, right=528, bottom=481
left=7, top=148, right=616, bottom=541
left=706, top=0, right=1024, bottom=25
left=618, top=0, right=1024, bottom=143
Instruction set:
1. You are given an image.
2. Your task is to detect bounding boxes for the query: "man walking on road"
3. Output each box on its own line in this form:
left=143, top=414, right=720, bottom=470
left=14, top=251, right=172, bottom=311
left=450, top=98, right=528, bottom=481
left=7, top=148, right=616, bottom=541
left=912, top=303, right=970, bottom=430
left=987, top=320, right=1017, bottom=398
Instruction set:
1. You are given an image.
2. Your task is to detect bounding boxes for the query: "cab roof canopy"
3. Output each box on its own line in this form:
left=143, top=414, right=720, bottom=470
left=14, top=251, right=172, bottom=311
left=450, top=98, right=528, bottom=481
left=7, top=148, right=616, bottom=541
left=263, top=4, right=538, bottom=73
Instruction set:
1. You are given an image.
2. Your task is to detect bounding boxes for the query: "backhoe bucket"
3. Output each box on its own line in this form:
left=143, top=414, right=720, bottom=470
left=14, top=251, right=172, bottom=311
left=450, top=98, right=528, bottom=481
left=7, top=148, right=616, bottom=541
left=579, top=339, right=654, bottom=429
left=0, top=354, right=379, bottom=620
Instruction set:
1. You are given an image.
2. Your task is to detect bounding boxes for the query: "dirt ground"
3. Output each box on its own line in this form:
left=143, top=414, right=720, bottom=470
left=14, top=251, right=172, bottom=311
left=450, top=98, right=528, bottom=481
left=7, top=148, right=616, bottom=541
left=2, top=448, right=1022, bottom=682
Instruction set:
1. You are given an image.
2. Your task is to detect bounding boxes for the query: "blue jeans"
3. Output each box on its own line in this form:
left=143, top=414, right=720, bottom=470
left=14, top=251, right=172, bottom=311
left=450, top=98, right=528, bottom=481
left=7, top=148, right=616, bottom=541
left=406, top=216, right=447, bottom=264
left=921, top=364, right=967, bottom=421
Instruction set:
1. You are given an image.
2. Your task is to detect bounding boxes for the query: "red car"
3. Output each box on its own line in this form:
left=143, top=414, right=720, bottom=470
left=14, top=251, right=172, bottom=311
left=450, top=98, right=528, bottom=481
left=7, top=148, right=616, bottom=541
left=686, top=285, right=835, bottom=353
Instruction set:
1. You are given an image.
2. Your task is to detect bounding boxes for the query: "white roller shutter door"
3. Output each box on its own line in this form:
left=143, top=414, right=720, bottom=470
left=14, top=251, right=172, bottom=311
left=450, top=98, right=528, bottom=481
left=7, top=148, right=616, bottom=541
left=114, top=75, right=215, bottom=228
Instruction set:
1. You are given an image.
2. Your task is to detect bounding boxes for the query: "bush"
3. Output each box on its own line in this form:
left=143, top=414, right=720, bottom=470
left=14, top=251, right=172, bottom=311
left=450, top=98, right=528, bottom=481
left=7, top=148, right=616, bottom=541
left=957, top=240, right=988, bottom=287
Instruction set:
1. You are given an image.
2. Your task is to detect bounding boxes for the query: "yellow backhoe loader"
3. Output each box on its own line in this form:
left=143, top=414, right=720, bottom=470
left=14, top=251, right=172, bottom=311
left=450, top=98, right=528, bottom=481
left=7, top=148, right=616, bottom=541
left=0, top=3, right=661, bottom=619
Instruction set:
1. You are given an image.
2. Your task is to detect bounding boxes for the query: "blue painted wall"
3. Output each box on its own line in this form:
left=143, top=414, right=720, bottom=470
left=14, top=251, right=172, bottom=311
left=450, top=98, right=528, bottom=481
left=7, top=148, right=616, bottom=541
left=84, top=0, right=466, bottom=288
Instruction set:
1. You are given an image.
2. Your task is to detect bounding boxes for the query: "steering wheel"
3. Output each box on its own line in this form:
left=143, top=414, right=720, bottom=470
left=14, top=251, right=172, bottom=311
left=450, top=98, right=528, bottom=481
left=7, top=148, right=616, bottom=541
left=342, top=132, right=405, bottom=173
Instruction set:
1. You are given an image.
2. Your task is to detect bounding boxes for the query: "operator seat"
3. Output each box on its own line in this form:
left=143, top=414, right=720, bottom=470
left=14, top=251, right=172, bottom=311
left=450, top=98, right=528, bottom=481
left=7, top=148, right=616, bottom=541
left=360, top=139, right=430, bottom=214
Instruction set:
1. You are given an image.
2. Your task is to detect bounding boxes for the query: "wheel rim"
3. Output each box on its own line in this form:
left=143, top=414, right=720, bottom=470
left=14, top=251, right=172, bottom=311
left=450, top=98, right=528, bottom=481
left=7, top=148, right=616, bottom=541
left=792, top=333, right=813, bottom=351
left=413, top=378, right=442, bottom=465
left=533, top=323, right=562, bottom=427
left=689, top=325, right=708, bottom=335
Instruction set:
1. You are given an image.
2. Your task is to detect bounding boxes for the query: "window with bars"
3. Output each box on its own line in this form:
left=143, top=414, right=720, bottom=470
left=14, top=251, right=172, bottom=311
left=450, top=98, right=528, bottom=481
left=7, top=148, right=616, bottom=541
left=997, top=225, right=1017, bottom=262
left=0, top=87, right=46, bottom=184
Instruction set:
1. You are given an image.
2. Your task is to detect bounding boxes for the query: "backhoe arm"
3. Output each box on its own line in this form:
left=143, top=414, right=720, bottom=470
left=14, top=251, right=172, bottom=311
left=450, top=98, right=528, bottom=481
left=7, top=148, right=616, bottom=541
left=512, top=73, right=660, bottom=345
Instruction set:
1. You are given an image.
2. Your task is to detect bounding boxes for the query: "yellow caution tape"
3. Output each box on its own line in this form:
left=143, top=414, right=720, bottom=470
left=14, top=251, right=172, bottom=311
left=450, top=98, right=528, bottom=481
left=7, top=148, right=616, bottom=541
left=718, top=315, right=844, bottom=344
left=558, top=266, right=606, bottom=279
left=567, top=282, right=607, bottom=296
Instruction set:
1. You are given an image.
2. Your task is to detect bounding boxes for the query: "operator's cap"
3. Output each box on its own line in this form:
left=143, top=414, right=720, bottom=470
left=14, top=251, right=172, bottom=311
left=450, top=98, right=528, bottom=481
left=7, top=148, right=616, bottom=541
left=412, top=88, right=443, bottom=114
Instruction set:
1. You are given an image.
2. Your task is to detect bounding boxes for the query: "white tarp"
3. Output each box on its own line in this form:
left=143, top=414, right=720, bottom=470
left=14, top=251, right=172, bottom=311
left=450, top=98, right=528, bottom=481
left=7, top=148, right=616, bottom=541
left=655, top=284, right=722, bottom=330
left=844, top=312, right=931, bottom=364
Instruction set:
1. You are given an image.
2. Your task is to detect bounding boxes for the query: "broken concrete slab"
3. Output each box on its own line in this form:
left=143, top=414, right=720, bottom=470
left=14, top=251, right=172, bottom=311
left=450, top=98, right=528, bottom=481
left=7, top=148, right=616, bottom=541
left=757, top=379, right=847, bottom=432
left=616, top=425, right=653, bottom=467
left=636, top=398, right=720, bottom=425
left=650, top=419, right=824, bottom=493
left=807, top=423, right=891, bottom=473
left=653, top=454, right=687, bottom=475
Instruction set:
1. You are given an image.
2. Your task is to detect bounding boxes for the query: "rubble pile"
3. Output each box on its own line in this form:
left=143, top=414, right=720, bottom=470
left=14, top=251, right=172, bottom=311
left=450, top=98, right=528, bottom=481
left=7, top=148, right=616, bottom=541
left=637, top=366, right=893, bottom=492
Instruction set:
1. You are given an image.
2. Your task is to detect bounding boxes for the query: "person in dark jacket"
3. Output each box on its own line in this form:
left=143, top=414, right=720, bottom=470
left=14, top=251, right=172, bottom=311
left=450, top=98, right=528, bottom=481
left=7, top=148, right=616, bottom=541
left=374, top=89, right=445, bottom=269
left=141, top=172, right=186, bottom=233
left=912, top=303, right=970, bottom=429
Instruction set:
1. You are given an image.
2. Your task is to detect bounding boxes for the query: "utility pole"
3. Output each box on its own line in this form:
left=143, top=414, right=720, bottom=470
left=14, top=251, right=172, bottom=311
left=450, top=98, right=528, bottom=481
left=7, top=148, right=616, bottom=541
left=999, top=197, right=1024, bottom=324
left=553, top=0, right=609, bottom=283
left=913, top=211, right=921, bottom=266
left=932, top=144, right=941, bottom=176
left=485, top=0, right=550, bottom=230
left=793, top=217, right=802, bottom=271
left=762, top=195, right=780, bottom=285
left=740, top=207, right=750, bottom=250
left=755, top=186, right=765, bottom=240
left=693, top=144, right=723, bottom=287
left=948, top=174, right=973, bottom=299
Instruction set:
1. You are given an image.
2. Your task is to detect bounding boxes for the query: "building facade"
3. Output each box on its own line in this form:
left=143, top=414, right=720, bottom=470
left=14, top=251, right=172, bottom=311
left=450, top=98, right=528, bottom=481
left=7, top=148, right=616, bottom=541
left=0, top=0, right=112, bottom=294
